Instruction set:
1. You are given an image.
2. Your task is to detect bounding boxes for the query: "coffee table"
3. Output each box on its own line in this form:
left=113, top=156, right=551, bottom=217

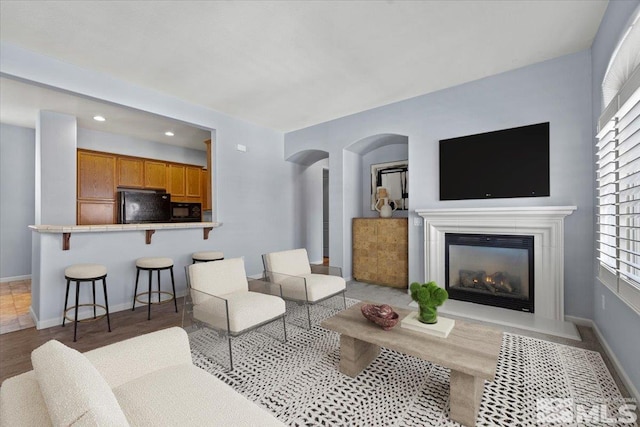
left=321, top=302, right=503, bottom=427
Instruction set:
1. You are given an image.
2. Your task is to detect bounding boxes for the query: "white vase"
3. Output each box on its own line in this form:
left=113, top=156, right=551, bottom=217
left=375, top=198, right=397, bottom=218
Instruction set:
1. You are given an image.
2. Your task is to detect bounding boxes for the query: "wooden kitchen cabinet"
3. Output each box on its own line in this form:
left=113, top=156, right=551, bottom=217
left=77, top=148, right=207, bottom=224
left=77, top=151, right=116, bottom=200
left=77, top=201, right=115, bottom=225
left=77, top=150, right=116, bottom=225
left=168, top=164, right=186, bottom=201
left=117, top=157, right=144, bottom=188
left=185, top=166, right=202, bottom=199
left=352, top=218, right=408, bottom=288
left=144, top=160, right=167, bottom=189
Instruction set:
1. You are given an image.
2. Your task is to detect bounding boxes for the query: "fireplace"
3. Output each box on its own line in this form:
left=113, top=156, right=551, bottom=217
left=445, top=233, right=534, bottom=313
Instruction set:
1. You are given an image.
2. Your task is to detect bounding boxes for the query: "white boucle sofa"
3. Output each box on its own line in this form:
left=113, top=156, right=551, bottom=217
left=0, top=327, right=285, bottom=426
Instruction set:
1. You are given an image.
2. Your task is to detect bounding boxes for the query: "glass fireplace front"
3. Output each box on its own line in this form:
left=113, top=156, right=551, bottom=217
left=444, top=233, right=534, bottom=312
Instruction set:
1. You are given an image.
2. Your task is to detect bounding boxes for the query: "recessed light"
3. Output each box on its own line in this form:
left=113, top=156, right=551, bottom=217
left=165, top=131, right=174, bottom=136
left=93, top=115, right=106, bottom=122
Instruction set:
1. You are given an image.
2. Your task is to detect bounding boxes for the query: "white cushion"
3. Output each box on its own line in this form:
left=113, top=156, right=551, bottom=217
left=31, top=340, right=129, bottom=427
left=192, top=251, right=224, bottom=261
left=264, top=248, right=312, bottom=277
left=84, top=327, right=192, bottom=389
left=281, top=273, right=346, bottom=302
left=136, top=257, right=173, bottom=269
left=64, top=264, right=107, bottom=279
left=193, top=291, right=285, bottom=334
left=0, top=371, right=52, bottom=427
left=114, top=364, right=285, bottom=426
left=188, top=257, right=248, bottom=296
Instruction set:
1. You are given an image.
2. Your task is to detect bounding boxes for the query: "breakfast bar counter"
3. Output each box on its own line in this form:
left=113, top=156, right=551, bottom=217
left=29, top=222, right=223, bottom=330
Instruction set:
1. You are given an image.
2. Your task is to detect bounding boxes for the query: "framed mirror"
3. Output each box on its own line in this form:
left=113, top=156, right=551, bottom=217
left=370, top=160, right=408, bottom=210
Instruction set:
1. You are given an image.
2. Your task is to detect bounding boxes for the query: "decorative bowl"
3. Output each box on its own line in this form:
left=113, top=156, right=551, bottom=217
left=361, top=304, right=399, bottom=330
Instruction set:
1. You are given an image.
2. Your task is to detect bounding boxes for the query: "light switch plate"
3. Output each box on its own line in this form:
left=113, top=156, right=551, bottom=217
left=236, top=144, right=247, bottom=152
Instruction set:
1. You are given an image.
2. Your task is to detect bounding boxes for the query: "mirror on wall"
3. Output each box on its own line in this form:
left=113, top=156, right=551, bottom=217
left=370, top=160, right=408, bottom=211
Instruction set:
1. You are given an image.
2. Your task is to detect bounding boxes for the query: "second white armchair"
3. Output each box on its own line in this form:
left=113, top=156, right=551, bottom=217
left=262, top=248, right=346, bottom=329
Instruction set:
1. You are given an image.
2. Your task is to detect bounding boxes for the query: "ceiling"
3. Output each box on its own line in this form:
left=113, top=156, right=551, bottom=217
left=0, top=78, right=211, bottom=150
left=0, top=1, right=608, bottom=134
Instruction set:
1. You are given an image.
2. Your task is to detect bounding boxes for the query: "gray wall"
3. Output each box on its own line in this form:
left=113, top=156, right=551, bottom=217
left=286, top=49, right=594, bottom=319
left=0, top=123, right=35, bottom=280
left=361, top=144, right=408, bottom=218
left=590, top=0, right=640, bottom=394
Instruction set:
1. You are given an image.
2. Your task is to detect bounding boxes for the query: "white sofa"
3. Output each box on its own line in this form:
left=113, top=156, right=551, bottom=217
left=0, top=327, right=285, bottom=426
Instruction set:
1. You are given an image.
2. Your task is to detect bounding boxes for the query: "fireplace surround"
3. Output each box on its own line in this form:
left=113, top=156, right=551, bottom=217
left=416, top=206, right=579, bottom=339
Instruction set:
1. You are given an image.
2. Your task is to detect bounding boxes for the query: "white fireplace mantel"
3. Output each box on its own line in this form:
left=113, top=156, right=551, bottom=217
left=415, top=206, right=579, bottom=339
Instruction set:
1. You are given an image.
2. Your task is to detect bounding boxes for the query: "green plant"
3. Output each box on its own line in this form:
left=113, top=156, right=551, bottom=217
left=409, top=281, right=448, bottom=324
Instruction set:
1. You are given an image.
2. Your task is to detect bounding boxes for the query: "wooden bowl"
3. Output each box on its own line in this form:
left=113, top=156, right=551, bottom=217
left=361, top=304, right=400, bottom=330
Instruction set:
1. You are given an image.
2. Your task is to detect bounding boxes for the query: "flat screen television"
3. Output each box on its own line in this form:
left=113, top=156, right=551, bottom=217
left=439, top=122, right=550, bottom=200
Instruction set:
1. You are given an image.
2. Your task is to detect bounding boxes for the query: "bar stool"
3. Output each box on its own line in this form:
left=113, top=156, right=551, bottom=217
left=132, top=257, right=177, bottom=320
left=192, top=251, right=225, bottom=263
left=63, top=264, right=111, bottom=342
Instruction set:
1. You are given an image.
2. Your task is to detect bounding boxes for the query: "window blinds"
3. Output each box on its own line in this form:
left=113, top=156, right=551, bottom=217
left=596, top=68, right=640, bottom=312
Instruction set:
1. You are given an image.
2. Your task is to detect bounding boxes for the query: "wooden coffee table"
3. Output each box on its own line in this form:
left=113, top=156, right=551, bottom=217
left=321, top=302, right=503, bottom=427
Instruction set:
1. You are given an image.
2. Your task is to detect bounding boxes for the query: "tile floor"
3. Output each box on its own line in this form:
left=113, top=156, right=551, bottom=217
left=0, top=280, right=34, bottom=334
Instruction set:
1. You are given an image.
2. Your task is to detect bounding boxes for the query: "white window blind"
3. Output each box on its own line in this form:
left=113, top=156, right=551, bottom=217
left=596, top=70, right=640, bottom=313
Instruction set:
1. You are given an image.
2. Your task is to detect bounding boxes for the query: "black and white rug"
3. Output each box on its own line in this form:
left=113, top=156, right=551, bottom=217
left=188, top=299, right=633, bottom=426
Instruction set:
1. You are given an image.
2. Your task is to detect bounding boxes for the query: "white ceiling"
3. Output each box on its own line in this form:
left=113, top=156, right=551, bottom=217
left=0, top=1, right=608, bottom=134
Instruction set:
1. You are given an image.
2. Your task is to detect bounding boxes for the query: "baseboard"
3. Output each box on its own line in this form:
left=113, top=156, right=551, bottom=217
left=310, top=259, right=324, bottom=265
left=0, top=274, right=31, bottom=283
left=35, top=289, right=188, bottom=330
left=567, top=316, right=640, bottom=402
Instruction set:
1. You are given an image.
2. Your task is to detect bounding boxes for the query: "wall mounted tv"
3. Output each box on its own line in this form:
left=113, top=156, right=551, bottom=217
left=439, top=122, right=550, bottom=201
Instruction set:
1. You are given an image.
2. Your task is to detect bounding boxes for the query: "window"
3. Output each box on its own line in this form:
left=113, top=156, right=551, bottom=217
left=596, top=11, right=640, bottom=313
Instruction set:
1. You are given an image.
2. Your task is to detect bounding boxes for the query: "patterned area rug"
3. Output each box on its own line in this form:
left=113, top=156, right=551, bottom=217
left=188, top=298, right=633, bottom=426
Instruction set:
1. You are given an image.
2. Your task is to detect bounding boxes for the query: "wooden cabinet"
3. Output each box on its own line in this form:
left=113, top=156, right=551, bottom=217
left=117, top=157, right=144, bottom=188
left=77, top=201, right=116, bottom=225
left=77, top=151, right=117, bottom=225
left=144, top=160, right=167, bottom=189
left=168, top=164, right=185, bottom=201
left=352, top=218, right=408, bottom=288
left=77, top=151, right=116, bottom=200
left=184, top=166, right=203, bottom=203
left=77, top=149, right=207, bottom=224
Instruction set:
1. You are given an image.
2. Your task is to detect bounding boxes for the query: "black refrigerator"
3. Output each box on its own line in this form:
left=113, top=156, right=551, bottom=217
left=118, top=191, right=171, bottom=224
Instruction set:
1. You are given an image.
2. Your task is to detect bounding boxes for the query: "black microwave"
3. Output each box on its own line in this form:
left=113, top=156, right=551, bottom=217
left=170, top=202, right=202, bottom=222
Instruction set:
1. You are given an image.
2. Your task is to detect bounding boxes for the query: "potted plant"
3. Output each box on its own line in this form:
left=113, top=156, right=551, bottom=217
left=409, top=281, right=448, bottom=324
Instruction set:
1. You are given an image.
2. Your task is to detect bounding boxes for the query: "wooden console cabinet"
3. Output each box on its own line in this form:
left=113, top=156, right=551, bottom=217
left=352, top=218, right=408, bottom=288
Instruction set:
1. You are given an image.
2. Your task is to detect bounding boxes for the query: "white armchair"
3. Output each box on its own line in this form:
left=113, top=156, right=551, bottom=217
left=262, top=248, right=346, bottom=329
left=184, top=257, right=287, bottom=370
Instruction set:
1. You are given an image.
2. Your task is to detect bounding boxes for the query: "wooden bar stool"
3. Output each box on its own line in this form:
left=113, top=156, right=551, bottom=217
left=63, top=264, right=111, bottom=342
left=192, top=251, right=224, bottom=263
left=132, top=257, right=177, bottom=320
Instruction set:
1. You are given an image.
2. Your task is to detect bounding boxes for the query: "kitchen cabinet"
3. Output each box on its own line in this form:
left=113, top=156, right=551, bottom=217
left=117, top=157, right=144, bottom=188
left=77, top=201, right=116, bottom=225
left=77, top=149, right=207, bottom=224
left=144, top=160, right=167, bottom=189
left=77, top=151, right=116, bottom=200
left=168, top=164, right=186, bottom=201
left=352, top=218, right=408, bottom=288
left=185, top=166, right=202, bottom=200
left=77, top=150, right=117, bottom=225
